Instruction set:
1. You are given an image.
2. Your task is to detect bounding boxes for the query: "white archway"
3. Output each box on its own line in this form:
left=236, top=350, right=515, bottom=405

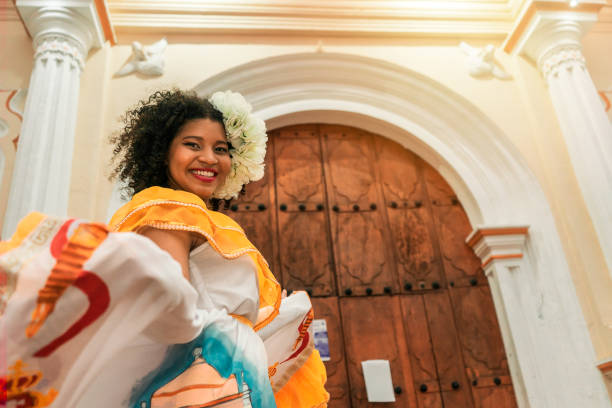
left=194, top=52, right=609, bottom=407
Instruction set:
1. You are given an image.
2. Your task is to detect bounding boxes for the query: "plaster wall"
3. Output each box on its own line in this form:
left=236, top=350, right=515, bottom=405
left=0, top=20, right=34, bottom=89
left=583, top=30, right=612, bottom=121
left=4, top=31, right=612, bottom=367
left=0, top=20, right=32, bottom=235
left=581, top=27, right=612, bottom=393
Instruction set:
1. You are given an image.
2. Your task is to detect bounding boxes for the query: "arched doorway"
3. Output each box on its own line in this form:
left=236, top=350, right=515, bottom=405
left=223, top=123, right=517, bottom=407
left=192, top=52, right=609, bottom=407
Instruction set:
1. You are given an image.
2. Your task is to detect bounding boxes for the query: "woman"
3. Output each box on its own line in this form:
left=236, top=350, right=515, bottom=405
left=0, top=90, right=327, bottom=408
left=108, top=89, right=328, bottom=407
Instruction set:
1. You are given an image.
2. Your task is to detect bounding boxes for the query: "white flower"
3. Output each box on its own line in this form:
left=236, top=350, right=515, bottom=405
left=209, top=91, right=251, bottom=119
left=209, top=90, right=267, bottom=199
left=237, top=141, right=266, bottom=163
left=243, top=116, right=266, bottom=142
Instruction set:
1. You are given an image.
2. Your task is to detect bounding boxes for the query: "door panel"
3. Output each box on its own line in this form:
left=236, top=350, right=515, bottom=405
left=472, top=383, right=518, bottom=408
left=277, top=210, right=335, bottom=296
left=422, top=162, right=456, bottom=206
left=423, top=292, right=474, bottom=407
left=311, top=297, right=351, bottom=408
left=387, top=207, right=443, bottom=292
left=431, top=204, right=482, bottom=285
left=322, top=126, right=379, bottom=209
left=340, top=296, right=416, bottom=408
left=229, top=208, right=275, bottom=269
left=225, top=151, right=276, bottom=271
left=274, top=125, right=326, bottom=206
left=423, top=161, right=481, bottom=286
left=273, top=126, right=336, bottom=296
left=374, top=136, right=423, bottom=206
left=451, top=287, right=509, bottom=376
left=450, top=286, right=516, bottom=408
left=322, top=126, right=397, bottom=295
left=330, top=211, right=395, bottom=295
left=400, top=295, right=443, bottom=408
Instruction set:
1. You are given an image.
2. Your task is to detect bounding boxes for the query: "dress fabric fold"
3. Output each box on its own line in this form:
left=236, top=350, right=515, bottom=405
left=0, top=187, right=329, bottom=408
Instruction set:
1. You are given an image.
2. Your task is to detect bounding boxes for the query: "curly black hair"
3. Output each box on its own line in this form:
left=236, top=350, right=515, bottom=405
left=110, top=89, right=233, bottom=210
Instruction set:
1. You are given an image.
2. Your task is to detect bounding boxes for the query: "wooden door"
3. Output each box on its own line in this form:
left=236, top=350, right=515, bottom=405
left=273, top=125, right=336, bottom=297
left=340, top=296, right=416, bottom=408
left=321, top=126, right=397, bottom=296
left=311, top=297, right=351, bottom=407
left=224, top=145, right=277, bottom=273
left=225, top=124, right=518, bottom=408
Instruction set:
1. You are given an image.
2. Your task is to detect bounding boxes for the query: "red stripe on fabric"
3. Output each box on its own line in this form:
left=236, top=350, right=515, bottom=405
left=33, top=271, right=110, bottom=357
left=50, top=219, right=75, bottom=259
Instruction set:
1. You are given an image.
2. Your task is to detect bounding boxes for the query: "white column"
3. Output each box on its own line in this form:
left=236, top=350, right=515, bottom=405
left=524, top=18, right=612, bottom=275
left=3, top=3, right=104, bottom=238
left=468, top=226, right=611, bottom=408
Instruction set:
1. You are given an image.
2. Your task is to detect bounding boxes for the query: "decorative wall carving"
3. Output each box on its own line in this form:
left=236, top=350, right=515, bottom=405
left=35, top=36, right=85, bottom=71
left=459, top=42, right=511, bottom=80
left=115, top=38, right=167, bottom=77
left=539, top=44, right=586, bottom=79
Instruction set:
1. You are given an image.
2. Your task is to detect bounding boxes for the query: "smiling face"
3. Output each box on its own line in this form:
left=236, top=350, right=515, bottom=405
left=166, top=118, right=231, bottom=201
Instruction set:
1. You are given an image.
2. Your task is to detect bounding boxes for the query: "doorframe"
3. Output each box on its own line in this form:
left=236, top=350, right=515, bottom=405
left=193, top=52, right=610, bottom=407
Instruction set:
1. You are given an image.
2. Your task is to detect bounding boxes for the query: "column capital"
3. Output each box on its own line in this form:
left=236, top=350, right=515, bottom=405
left=466, top=226, right=529, bottom=273
left=503, top=1, right=604, bottom=76
left=16, top=0, right=114, bottom=59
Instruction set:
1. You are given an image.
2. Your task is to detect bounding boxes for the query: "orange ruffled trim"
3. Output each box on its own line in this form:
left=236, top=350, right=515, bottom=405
left=109, top=186, right=281, bottom=331
left=274, top=349, right=330, bottom=408
left=0, top=212, right=46, bottom=255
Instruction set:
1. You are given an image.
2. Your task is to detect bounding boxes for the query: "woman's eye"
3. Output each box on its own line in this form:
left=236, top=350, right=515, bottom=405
left=215, top=146, right=229, bottom=153
left=184, top=142, right=200, bottom=149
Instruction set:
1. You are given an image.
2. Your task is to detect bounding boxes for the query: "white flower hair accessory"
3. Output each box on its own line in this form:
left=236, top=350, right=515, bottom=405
left=209, top=90, right=267, bottom=199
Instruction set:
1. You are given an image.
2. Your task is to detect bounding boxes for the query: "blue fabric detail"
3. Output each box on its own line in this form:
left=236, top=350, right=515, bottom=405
left=201, top=327, right=276, bottom=407
left=128, top=323, right=276, bottom=408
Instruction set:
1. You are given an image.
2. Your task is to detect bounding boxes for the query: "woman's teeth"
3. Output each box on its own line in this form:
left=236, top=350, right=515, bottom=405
left=192, top=170, right=215, bottom=177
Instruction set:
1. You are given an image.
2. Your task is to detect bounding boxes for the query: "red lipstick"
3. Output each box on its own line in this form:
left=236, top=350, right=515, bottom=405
left=190, top=168, right=217, bottom=183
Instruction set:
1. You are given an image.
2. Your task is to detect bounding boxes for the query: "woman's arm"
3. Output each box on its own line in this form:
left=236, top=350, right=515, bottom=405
left=139, top=228, right=194, bottom=280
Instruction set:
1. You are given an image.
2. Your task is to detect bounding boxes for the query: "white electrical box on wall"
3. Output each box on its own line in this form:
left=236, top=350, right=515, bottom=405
left=361, top=359, right=396, bottom=402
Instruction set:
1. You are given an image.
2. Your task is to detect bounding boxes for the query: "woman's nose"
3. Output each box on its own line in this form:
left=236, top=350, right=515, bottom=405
left=198, top=146, right=218, bottom=164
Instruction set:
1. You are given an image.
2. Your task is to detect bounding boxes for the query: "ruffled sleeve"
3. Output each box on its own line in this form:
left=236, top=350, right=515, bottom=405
left=109, top=186, right=281, bottom=330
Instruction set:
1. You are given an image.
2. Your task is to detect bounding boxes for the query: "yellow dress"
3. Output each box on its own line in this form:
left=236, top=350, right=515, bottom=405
left=109, top=186, right=329, bottom=408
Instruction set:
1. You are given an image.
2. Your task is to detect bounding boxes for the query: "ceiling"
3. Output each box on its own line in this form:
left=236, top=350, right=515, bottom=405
left=106, top=0, right=529, bottom=39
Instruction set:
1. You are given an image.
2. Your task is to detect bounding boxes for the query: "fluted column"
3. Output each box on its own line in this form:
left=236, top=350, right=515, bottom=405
left=3, top=3, right=105, bottom=238
left=523, top=17, right=612, bottom=274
